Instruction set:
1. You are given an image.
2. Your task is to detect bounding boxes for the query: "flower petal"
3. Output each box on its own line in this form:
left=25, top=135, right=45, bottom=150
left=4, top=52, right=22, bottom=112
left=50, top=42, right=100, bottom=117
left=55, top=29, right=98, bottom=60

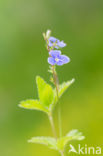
left=48, top=57, right=56, bottom=65
left=49, top=50, right=61, bottom=58
left=48, top=41, right=53, bottom=47
left=59, top=55, right=70, bottom=64
left=57, top=41, right=66, bottom=48
left=49, top=36, right=57, bottom=42
left=56, top=60, right=64, bottom=66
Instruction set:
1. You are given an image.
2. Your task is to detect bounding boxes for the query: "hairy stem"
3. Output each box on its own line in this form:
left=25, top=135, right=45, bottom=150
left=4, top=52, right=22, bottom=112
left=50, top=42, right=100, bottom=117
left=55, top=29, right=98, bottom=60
left=49, top=114, right=57, bottom=139
left=47, top=44, right=62, bottom=138
left=52, top=66, right=62, bottom=137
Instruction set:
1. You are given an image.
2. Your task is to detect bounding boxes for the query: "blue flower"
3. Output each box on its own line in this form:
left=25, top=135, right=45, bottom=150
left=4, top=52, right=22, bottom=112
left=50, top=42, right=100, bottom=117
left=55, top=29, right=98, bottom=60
left=48, top=50, right=70, bottom=66
left=48, top=37, right=66, bottom=49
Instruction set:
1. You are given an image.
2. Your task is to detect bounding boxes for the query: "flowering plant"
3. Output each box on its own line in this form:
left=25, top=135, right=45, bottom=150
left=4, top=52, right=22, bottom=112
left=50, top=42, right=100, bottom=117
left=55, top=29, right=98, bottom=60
left=19, top=30, right=85, bottom=156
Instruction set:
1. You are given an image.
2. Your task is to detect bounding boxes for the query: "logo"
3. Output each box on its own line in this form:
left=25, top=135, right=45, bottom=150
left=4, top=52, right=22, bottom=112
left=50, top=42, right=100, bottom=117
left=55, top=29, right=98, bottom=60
left=68, top=144, right=102, bottom=155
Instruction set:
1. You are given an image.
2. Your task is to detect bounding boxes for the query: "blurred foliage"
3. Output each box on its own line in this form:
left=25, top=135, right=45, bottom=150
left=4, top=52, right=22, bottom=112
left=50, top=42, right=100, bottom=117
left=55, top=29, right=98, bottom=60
left=0, top=0, right=103, bottom=156
left=28, top=129, right=85, bottom=152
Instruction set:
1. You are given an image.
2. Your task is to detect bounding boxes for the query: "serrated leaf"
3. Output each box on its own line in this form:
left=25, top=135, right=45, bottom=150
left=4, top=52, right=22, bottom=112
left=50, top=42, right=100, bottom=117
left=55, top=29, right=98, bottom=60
left=51, top=79, right=75, bottom=110
left=28, top=130, right=85, bottom=152
left=28, top=136, right=57, bottom=150
left=58, top=79, right=75, bottom=98
left=66, top=129, right=85, bottom=140
left=19, top=100, right=49, bottom=113
left=57, top=129, right=85, bottom=151
left=36, top=76, right=54, bottom=107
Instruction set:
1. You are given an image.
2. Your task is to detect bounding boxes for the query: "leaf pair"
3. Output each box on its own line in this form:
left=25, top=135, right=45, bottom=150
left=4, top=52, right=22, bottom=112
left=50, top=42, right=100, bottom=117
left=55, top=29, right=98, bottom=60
left=19, top=76, right=75, bottom=115
left=28, top=129, right=85, bottom=152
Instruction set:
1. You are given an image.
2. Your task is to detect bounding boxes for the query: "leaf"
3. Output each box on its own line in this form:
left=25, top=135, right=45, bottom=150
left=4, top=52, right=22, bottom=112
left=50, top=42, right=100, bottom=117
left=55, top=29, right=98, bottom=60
left=51, top=79, right=75, bottom=110
left=28, top=130, right=85, bottom=152
left=36, top=76, right=54, bottom=108
left=28, top=136, right=57, bottom=150
left=19, top=100, right=49, bottom=113
left=57, top=129, right=85, bottom=151
left=66, top=129, right=85, bottom=141
left=58, top=79, right=75, bottom=98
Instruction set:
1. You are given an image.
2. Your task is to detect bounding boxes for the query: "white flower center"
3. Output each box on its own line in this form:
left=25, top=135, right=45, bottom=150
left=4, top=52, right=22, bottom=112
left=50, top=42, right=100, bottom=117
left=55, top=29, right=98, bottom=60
left=55, top=58, right=59, bottom=62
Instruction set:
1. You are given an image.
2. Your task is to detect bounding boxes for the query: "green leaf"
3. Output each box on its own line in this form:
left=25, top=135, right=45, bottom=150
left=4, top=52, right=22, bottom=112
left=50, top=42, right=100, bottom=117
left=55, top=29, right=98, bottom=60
left=28, top=136, right=57, bottom=150
left=58, top=79, right=75, bottom=98
left=66, top=129, right=85, bottom=140
left=19, top=100, right=49, bottom=113
left=57, top=129, right=85, bottom=151
left=51, top=79, right=75, bottom=110
left=36, top=76, right=54, bottom=107
left=28, top=130, right=85, bottom=152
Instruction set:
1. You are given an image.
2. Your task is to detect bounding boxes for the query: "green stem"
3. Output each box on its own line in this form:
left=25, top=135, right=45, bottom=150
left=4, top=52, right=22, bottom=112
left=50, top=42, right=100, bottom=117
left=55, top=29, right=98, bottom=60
left=58, top=104, right=62, bottom=137
left=52, top=66, right=62, bottom=138
left=48, top=114, right=57, bottom=139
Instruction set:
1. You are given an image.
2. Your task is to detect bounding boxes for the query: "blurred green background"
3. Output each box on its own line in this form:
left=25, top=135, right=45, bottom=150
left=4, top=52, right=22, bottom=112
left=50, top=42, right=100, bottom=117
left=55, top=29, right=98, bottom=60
left=0, top=0, right=103, bottom=155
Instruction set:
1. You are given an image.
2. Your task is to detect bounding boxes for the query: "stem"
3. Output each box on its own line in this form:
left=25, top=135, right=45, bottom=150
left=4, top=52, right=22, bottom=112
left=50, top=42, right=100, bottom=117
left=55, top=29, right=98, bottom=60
left=47, top=44, right=62, bottom=138
left=46, top=35, right=64, bottom=156
left=52, top=66, right=62, bottom=138
left=58, top=104, right=62, bottom=137
left=49, top=114, right=64, bottom=156
left=47, top=44, right=57, bottom=139
left=48, top=114, right=57, bottom=139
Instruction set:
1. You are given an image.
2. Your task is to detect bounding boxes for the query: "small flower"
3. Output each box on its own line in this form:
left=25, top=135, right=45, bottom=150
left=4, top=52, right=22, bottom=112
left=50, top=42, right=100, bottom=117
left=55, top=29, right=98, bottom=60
left=48, top=50, right=70, bottom=66
left=48, top=36, right=66, bottom=49
left=57, top=40, right=66, bottom=48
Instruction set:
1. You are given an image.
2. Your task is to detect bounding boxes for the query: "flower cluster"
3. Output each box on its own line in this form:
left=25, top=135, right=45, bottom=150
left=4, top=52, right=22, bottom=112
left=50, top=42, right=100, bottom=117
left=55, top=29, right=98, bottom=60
left=46, top=33, right=70, bottom=66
